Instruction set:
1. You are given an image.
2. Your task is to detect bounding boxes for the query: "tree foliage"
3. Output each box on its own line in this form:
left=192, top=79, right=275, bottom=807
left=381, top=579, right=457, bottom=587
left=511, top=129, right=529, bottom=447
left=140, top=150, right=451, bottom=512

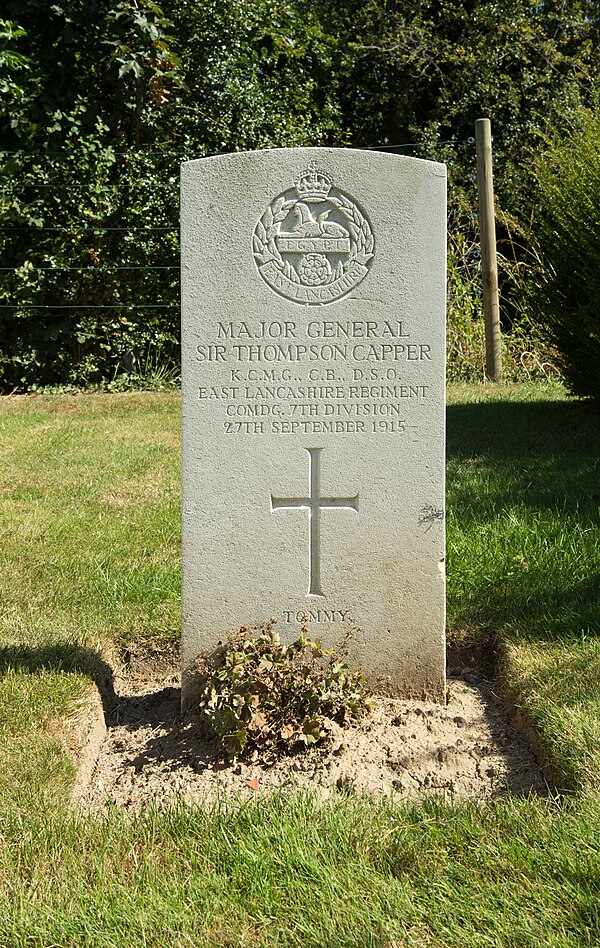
left=321, top=0, right=599, bottom=208
left=0, top=1, right=183, bottom=387
left=0, top=0, right=598, bottom=388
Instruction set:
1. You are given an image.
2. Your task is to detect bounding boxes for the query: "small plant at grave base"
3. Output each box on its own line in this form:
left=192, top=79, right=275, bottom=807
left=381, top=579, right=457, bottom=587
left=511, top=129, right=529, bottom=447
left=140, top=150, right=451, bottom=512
left=196, top=622, right=373, bottom=758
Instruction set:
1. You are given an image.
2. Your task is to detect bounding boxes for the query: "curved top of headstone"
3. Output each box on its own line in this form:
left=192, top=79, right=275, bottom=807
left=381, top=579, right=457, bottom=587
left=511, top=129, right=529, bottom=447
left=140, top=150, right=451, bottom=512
left=181, top=145, right=446, bottom=172
left=181, top=147, right=446, bottom=309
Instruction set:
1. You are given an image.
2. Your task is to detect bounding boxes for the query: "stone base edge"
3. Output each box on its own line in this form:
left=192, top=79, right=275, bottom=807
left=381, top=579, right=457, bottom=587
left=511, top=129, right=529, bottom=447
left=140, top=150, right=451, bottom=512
left=70, top=687, right=107, bottom=806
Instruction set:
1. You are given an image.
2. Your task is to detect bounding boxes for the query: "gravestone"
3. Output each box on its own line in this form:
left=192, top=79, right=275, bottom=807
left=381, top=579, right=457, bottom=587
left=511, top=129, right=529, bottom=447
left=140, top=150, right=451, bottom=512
left=180, top=147, right=446, bottom=709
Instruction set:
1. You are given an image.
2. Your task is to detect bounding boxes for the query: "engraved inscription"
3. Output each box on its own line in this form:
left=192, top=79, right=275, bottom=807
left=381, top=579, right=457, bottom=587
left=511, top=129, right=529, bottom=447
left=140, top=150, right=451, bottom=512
left=194, top=270, right=436, bottom=438
left=282, top=609, right=350, bottom=623
left=253, top=164, right=374, bottom=305
left=271, top=448, right=359, bottom=596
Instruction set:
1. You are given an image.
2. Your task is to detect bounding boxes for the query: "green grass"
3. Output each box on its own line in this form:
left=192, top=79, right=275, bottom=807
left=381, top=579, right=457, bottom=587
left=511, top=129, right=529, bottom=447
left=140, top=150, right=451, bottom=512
left=0, top=392, right=181, bottom=647
left=0, top=792, right=598, bottom=947
left=446, top=381, right=600, bottom=788
left=0, top=382, right=598, bottom=946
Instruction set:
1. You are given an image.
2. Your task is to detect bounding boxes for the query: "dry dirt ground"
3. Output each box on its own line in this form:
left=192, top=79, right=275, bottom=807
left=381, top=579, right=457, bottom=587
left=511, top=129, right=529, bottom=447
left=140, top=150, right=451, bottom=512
left=75, top=646, right=547, bottom=812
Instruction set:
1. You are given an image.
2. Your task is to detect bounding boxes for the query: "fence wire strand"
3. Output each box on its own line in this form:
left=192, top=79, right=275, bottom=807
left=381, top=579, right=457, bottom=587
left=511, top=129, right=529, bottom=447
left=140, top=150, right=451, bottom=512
left=1, top=137, right=474, bottom=311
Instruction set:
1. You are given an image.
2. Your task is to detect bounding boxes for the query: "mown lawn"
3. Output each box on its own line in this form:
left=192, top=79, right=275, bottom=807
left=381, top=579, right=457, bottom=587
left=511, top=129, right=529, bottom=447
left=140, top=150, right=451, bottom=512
left=0, top=382, right=598, bottom=947
left=447, top=382, right=600, bottom=788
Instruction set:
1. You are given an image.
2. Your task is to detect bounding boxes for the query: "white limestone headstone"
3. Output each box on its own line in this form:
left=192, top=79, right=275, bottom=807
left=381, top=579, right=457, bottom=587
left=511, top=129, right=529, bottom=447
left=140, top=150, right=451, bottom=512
left=180, top=147, right=446, bottom=708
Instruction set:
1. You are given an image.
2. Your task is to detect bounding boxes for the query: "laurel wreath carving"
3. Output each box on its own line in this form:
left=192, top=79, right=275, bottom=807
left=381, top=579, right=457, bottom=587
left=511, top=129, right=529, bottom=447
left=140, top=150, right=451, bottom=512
left=252, top=196, right=295, bottom=268
left=327, top=194, right=374, bottom=267
left=252, top=192, right=374, bottom=281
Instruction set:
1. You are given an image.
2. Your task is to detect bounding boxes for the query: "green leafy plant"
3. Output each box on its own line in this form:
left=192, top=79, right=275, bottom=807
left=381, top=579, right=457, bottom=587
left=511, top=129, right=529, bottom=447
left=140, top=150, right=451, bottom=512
left=446, top=222, right=560, bottom=382
left=527, top=108, right=600, bottom=400
left=197, top=622, right=373, bottom=757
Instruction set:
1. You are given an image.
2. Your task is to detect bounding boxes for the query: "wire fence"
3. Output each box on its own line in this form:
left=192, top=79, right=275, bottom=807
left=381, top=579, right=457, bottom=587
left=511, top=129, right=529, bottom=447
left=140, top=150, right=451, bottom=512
left=0, top=138, right=475, bottom=312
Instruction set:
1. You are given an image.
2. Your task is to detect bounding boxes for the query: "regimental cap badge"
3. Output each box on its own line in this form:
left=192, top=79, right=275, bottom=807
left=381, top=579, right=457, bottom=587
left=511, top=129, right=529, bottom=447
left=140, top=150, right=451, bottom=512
left=253, top=166, right=375, bottom=306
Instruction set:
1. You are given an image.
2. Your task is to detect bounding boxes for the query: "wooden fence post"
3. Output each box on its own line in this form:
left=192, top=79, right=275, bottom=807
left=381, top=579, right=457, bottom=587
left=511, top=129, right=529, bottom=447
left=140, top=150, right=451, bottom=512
left=475, top=117, right=502, bottom=381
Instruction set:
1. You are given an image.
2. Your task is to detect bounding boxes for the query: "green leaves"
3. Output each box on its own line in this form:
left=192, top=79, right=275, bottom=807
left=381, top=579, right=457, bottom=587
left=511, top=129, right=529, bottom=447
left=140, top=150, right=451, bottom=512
left=527, top=109, right=600, bottom=400
left=300, top=716, right=322, bottom=745
left=117, top=57, right=144, bottom=80
left=196, top=622, right=372, bottom=760
left=2, top=0, right=598, bottom=389
left=0, top=19, right=30, bottom=72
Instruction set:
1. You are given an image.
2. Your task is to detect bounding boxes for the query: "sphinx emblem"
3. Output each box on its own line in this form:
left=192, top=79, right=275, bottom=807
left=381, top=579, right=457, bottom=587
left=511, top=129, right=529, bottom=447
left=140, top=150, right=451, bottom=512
left=290, top=203, right=349, bottom=239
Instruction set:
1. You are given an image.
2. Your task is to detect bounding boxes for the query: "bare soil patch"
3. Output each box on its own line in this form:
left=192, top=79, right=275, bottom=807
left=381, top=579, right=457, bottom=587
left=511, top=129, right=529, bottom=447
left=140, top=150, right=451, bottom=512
left=77, top=646, right=547, bottom=812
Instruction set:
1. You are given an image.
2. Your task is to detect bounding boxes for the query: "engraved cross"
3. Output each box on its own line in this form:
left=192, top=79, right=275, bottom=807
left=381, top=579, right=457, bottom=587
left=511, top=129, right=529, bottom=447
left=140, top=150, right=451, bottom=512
left=271, top=447, right=359, bottom=597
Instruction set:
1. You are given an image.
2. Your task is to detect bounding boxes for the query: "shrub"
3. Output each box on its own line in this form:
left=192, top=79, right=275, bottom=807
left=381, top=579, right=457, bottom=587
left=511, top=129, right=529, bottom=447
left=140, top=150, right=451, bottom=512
left=446, top=223, right=560, bottom=382
left=527, top=110, right=600, bottom=400
left=196, top=622, right=372, bottom=759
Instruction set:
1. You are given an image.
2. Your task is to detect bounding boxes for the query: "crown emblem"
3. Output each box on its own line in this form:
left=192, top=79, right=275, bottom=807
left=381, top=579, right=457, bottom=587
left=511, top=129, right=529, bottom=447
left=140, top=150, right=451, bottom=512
left=294, top=163, right=332, bottom=203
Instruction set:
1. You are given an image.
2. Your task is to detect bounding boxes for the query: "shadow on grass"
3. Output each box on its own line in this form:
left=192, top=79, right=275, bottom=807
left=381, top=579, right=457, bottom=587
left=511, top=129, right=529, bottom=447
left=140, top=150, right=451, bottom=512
left=0, top=643, right=118, bottom=718
left=0, top=641, right=183, bottom=726
left=447, top=398, right=600, bottom=517
left=447, top=393, right=599, bottom=450
left=447, top=397, right=600, bottom=643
